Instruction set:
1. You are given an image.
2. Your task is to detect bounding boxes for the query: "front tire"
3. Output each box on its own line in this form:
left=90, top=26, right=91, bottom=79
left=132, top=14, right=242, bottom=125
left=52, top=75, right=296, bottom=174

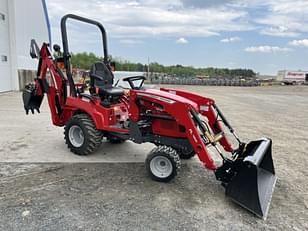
left=64, top=114, right=103, bottom=155
left=145, top=146, right=181, bottom=182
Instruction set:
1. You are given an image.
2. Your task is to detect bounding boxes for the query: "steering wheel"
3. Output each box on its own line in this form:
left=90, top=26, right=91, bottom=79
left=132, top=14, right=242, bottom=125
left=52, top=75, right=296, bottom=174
left=122, top=76, right=146, bottom=89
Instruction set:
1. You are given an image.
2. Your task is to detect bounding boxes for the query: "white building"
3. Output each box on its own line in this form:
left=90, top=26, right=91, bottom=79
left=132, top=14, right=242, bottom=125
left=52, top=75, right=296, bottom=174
left=0, top=0, right=49, bottom=92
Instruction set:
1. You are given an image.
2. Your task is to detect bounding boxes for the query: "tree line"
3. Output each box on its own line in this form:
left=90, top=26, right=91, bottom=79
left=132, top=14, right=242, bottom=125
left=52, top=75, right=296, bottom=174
left=71, top=52, right=256, bottom=78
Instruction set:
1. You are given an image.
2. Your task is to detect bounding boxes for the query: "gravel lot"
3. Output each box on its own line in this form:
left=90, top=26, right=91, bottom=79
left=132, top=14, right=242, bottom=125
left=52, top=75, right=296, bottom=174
left=0, top=85, right=307, bottom=230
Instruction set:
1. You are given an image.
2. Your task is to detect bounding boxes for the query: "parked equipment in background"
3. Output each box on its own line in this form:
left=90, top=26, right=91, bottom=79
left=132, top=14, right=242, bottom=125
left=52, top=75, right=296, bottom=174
left=23, top=14, right=276, bottom=219
left=277, top=70, right=308, bottom=85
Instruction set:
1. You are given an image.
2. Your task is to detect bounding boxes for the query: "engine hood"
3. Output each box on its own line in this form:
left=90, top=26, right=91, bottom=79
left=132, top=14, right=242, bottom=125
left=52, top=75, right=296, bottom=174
left=137, top=88, right=199, bottom=111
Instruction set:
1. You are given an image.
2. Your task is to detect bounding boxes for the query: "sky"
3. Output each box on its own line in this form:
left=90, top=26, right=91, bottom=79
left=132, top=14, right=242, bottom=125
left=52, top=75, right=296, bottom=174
left=46, top=0, right=308, bottom=75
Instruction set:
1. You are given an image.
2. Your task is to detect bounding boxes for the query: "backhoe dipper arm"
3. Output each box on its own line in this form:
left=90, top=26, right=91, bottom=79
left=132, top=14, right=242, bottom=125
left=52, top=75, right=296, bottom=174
left=24, top=43, right=66, bottom=126
left=161, top=88, right=235, bottom=152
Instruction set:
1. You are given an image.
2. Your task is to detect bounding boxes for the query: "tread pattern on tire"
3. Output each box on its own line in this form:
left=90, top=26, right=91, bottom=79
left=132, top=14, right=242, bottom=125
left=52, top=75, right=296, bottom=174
left=146, top=145, right=181, bottom=182
left=64, top=114, right=103, bottom=155
left=153, top=145, right=181, bottom=170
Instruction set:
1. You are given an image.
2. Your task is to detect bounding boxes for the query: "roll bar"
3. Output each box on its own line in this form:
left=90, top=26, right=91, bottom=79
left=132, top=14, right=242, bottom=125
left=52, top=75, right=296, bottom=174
left=60, top=14, right=109, bottom=97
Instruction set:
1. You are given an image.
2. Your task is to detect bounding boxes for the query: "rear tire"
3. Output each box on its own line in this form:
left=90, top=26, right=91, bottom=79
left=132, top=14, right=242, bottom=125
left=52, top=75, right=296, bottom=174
left=146, top=146, right=180, bottom=182
left=64, top=114, right=103, bottom=155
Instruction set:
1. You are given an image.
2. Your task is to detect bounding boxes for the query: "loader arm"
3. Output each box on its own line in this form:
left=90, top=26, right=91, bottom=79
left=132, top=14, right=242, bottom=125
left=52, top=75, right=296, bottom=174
left=161, top=87, right=235, bottom=152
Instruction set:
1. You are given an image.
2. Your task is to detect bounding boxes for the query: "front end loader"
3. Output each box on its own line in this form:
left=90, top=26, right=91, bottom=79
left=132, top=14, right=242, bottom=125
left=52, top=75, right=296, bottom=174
left=22, top=14, right=276, bottom=219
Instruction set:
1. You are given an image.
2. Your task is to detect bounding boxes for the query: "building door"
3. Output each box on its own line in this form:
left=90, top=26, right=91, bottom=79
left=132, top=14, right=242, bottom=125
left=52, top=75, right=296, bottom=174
left=0, top=0, right=11, bottom=92
left=305, top=74, right=308, bottom=82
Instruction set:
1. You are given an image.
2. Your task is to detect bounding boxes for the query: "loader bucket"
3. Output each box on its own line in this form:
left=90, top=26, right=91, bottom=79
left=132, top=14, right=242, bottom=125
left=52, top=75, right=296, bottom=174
left=22, top=84, right=44, bottom=114
left=225, top=138, right=276, bottom=219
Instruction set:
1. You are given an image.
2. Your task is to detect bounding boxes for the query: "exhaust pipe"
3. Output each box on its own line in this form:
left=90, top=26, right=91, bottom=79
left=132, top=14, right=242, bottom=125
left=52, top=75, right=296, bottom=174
left=216, top=138, right=277, bottom=219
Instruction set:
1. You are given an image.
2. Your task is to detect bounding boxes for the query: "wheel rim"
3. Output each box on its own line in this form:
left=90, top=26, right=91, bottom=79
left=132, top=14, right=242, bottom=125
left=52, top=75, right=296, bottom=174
left=68, top=125, right=84, bottom=148
left=150, top=156, right=173, bottom=178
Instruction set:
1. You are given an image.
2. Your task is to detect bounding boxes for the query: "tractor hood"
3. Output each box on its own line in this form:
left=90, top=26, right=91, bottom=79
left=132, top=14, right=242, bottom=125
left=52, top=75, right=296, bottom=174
left=139, top=89, right=199, bottom=111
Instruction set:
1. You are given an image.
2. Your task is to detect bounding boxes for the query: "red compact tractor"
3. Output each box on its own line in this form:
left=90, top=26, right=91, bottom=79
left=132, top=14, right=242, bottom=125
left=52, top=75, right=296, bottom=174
left=23, top=14, right=276, bottom=219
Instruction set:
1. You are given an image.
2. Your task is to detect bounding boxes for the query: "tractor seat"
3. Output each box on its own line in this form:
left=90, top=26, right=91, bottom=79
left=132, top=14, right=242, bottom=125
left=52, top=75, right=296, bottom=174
left=89, top=62, right=124, bottom=101
left=99, top=87, right=124, bottom=97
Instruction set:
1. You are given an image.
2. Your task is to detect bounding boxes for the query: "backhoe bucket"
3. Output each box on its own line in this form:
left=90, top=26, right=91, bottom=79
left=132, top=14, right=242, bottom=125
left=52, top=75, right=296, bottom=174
left=226, top=138, right=276, bottom=219
left=22, top=84, right=44, bottom=114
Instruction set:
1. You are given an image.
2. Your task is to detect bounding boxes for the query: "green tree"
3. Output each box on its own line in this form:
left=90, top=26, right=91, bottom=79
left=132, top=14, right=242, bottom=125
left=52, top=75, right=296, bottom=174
left=70, top=52, right=256, bottom=78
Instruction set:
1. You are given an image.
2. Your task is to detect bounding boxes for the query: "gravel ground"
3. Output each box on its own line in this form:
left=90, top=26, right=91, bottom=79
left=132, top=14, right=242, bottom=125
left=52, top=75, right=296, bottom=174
left=0, top=85, right=307, bottom=230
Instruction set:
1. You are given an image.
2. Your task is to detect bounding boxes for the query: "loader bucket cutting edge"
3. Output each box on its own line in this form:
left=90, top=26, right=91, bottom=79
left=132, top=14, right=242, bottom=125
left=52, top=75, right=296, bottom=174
left=225, top=138, right=277, bottom=219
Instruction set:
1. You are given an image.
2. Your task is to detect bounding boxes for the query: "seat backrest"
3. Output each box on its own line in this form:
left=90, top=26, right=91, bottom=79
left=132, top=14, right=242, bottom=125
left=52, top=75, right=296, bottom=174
left=90, top=62, right=114, bottom=89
